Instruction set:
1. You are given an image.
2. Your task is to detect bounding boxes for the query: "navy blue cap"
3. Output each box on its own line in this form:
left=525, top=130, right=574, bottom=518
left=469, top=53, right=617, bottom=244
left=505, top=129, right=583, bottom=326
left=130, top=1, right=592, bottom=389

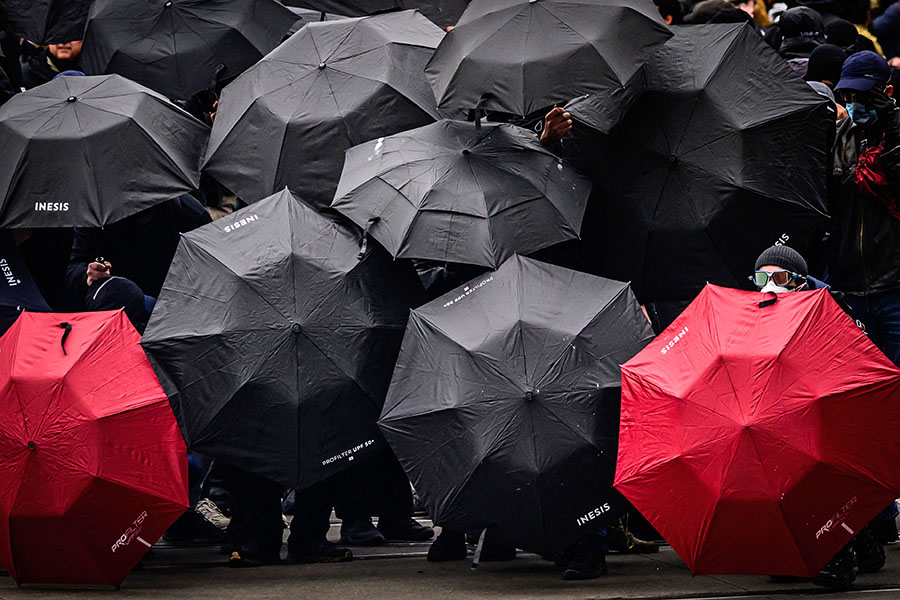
left=835, top=50, right=891, bottom=92
left=53, top=70, right=86, bottom=79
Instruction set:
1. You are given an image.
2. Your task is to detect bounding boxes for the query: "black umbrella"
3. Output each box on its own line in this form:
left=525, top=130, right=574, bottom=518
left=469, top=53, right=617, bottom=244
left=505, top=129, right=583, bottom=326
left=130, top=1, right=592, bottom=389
left=565, top=24, right=832, bottom=302
left=425, top=0, right=672, bottom=121
left=282, top=0, right=469, bottom=29
left=0, top=0, right=91, bottom=45
left=285, top=6, right=347, bottom=37
left=141, top=188, right=425, bottom=489
left=203, top=10, right=442, bottom=208
left=0, top=74, right=208, bottom=229
left=379, top=254, right=654, bottom=555
left=331, top=119, right=592, bottom=269
left=0, top=232, right=51, bottom=336
left=80, top=0, right=295, bottom=100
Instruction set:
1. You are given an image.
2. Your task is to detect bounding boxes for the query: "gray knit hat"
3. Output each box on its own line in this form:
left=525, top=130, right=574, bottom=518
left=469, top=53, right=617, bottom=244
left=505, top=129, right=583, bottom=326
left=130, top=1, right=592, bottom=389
left=754, top=245, right=808, bottom=276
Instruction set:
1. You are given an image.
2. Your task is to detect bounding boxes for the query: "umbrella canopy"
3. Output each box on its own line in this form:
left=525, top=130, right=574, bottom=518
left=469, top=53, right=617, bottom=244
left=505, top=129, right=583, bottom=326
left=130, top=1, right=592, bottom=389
left=331, top=119, right=592, bottom=269
left=0, top=310, right=188, bottom=586
left=141, top=189, right=425, bottom=489
left=379, top=255, right=654, bottom=555
left=425, top=0, right=672, bottom=119
left=566, top=24, right=832, bottom=302
left=0, top=74, right=208, bottom=229
left=80, top=0, right=295, bottom=100
left=282, top=1, right=469, bottom=29
left=0, top=0, right=91, bottom=45
left=616, top=285, right=900, bottom=576
left=203, top=9, right=443, bottom=208
left=0, top=232, right=51, bottom=335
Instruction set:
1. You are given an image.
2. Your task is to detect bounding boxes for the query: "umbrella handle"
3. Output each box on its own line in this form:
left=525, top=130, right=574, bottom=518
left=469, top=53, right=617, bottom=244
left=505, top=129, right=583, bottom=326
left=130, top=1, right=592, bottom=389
left=759, top=292, right=778, bottom=308
left=358, top=217, right=380, bottom=259
left=58, top=322, right=72, bottom=355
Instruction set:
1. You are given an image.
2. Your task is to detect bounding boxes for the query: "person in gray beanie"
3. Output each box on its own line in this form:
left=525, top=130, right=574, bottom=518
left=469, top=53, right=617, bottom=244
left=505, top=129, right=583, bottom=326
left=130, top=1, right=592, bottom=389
left=751, top=244, right=811, bottom=293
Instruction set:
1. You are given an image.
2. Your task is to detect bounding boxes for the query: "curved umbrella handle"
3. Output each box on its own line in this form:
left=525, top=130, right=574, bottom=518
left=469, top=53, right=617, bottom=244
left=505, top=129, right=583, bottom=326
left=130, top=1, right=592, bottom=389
left=58, top=322, right=72, bottom=355
left=358, top=217, right=380, bottom=259
left=759, top=292, right=778, bottom=308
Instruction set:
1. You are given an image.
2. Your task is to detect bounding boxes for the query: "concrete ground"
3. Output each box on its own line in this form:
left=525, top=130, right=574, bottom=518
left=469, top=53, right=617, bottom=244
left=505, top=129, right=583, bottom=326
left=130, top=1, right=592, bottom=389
left=4, top=520, right=900, bottom=599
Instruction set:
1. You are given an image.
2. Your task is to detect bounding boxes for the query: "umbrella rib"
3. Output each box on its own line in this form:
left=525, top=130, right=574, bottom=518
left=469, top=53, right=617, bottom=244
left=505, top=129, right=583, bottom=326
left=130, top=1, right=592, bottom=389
left=71, top=104, right=110, bottom=226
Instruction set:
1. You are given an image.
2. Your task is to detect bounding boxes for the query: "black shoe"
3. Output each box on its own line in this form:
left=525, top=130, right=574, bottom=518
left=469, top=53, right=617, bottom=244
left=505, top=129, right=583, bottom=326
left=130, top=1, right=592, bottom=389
left=412, top=491, right=428, bottom=517
left=228, top=550, right=281, bottom=568
left=339, top=518, right=385, bottom=546
left=549, top=546, right=579, bottom=570
left=813, top=545, right=857, bottom=590
left=427, top=530, right=467, bottom=562
left=479, top=539, right=517, bottom=562
left=854, top=526, right=886, bottom=574
left=164, top=510, right=226, bottom=545
left=378, top=518, right=434, bottom=542
left=562, top=546, right=608, bottom=580
left=285, top=541, right=353, bottom=564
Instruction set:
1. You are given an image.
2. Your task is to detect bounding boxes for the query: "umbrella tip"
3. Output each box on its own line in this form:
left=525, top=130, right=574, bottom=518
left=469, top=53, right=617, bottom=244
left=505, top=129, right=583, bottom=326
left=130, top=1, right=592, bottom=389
left=164, top=0, right=172, bottom=6
left=66, top=96, right=77, bottom=103
left=318, top=62, right=326, bottom=70
left=27, top=441, right=36, bottom=451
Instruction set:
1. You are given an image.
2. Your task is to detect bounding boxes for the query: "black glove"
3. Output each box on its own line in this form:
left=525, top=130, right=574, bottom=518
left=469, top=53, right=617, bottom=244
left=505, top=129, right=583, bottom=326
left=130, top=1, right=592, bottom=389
left=869, top=88, right=898, bottom=118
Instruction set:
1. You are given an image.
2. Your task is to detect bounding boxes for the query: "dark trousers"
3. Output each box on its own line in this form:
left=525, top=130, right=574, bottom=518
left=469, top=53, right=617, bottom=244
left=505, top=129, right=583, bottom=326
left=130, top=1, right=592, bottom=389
left=221, top=464, right=284, bottom=557
left=83, top=276, right=147, bottom=331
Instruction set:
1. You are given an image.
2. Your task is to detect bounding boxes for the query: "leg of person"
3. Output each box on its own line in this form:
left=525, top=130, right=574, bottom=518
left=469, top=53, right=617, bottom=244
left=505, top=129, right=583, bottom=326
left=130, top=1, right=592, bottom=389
left=854, top=524, right=886, bottom=574
left=286, top=477, right=352, bottom=563
left=427, top=528, right=467, bottom=562
left=368, top=451, right=433, bottom=543
left=866, top=289, right=900, bottom=367
left=813, top=541, right=857, bottom=589
left=563, top=529, right=608, bottom=581
left=82, top=276, right=147, bottom=331
left=219, top=465, right=283, bottom=567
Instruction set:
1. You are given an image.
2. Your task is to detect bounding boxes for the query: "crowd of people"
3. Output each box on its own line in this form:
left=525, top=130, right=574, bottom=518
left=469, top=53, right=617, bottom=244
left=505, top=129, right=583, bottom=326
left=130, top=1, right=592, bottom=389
left=2, top=0, right=900, bottom=591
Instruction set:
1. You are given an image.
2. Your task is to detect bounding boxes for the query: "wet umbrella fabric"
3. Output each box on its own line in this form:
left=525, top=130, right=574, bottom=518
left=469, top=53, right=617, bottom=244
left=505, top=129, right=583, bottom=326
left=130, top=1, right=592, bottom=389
left=425, top=0, right=671, bottom=119
left=80, top=0, right=295, bottom=100
left=566, top=24, right=831, bottom=302
left=282, top=0, right=469, bottom=29
left=331, top=119, right=592, bottom=269
left=0, top=232, right=50, bottom=335
left=616, top=285, right=900, bottom=576
left=379, top=255, right=654, bottom=555
left=0, top=0, right=91, bottom=45
left=0, top=74, right=208, bottom=229
left=0, top=310, right=188, bottom=586
left=141, top=189, right=425, bottom=489
left=203, top=10, right=442, bottom=208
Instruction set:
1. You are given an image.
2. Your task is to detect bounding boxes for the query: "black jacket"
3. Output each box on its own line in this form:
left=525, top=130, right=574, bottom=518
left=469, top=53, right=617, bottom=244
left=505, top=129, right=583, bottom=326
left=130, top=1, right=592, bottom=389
left=827, top=115, right=900, bottom=295
left=66, top=195, right=211, bottom=302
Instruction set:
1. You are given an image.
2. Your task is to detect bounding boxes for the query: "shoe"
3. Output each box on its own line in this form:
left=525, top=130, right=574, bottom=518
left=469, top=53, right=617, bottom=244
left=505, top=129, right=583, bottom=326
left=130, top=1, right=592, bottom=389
left=285, top=541, right=353, bottom=564
left=196, top=498, right=231, bottom=530
left=412, top=491, right=428, bottom=517
left=478, top=539, right=517, bottom=562
left=812, top=545, right=857, bottom=590
left=228, top=550, right=281, bottom=568
left=549, top=546, right=578, bottom=570
left=854, top=526, right=886, bottom=574
left=164, top=509, right=226, bottom=545
left=377, top=518, right=434, bottom=542
left=607, top=522, right=659, bottom=554
left=427, top=530, right=467, bottom=562
left=562, top=546, right=608, bottom=580
left=339, top=518, right=385, bottom=546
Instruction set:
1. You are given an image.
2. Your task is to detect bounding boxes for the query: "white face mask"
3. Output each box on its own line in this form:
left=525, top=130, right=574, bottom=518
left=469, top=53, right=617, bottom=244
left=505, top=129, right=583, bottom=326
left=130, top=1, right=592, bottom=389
left=760, top=281, right=792, bottom=294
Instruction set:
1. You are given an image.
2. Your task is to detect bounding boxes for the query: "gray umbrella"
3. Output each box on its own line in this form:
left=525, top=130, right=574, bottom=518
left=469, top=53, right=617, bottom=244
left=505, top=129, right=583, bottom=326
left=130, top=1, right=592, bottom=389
left=203, top=9, right=443, bottom=208
left=0, top=74, right=208, bottom=229
left=425, top=0, right=672, bottom=121
left=331, top=119, right=592, bottom=268
left=141, top=188, right=425, bottom=489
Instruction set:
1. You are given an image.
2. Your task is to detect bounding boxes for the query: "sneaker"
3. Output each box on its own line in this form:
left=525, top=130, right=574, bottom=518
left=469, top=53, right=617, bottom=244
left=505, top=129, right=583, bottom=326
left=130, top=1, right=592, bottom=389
left=285, top=541, right=353, bottom=564
left=812, top=545, right=857, bottom=590
left=377, top=518, right=434, bottom=542
left=339, top=518, right=385, bottom=546
left=854, top=526, right=886, bottom=574
left=607, top=522, right=659, bottom=554
left=427, top=530, right=467, bottom=562
left=562, top=545, right=608, bottom=580
left=164, top=510, right=226, bottom=545
left=228, top=550, right=281, bottom=568
left=196, top=498, right=230, bottom=530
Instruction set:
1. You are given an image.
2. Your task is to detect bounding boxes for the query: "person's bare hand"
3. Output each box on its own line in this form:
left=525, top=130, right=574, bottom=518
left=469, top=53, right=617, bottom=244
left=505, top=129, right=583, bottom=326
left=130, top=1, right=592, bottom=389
left=890, top=57, right=900, bottom=68
left=86, top=261, right=111, bottom=286
left=540, top=106, right=572, bottom=148
left=209, top=99, right=218, bottom=124
left=836, top=102, right=849, bottom=121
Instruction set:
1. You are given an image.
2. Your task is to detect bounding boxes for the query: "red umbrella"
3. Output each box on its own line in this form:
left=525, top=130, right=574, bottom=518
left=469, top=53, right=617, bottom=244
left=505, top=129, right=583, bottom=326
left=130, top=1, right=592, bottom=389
left=0, top=310, right=188, bottom=586
left=615, top=285, right=900, bottom=577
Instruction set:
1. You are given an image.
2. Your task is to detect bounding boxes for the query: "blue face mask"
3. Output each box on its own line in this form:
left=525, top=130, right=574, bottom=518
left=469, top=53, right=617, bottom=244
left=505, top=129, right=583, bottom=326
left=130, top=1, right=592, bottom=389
left=846, top=102, right=879, bottom=126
